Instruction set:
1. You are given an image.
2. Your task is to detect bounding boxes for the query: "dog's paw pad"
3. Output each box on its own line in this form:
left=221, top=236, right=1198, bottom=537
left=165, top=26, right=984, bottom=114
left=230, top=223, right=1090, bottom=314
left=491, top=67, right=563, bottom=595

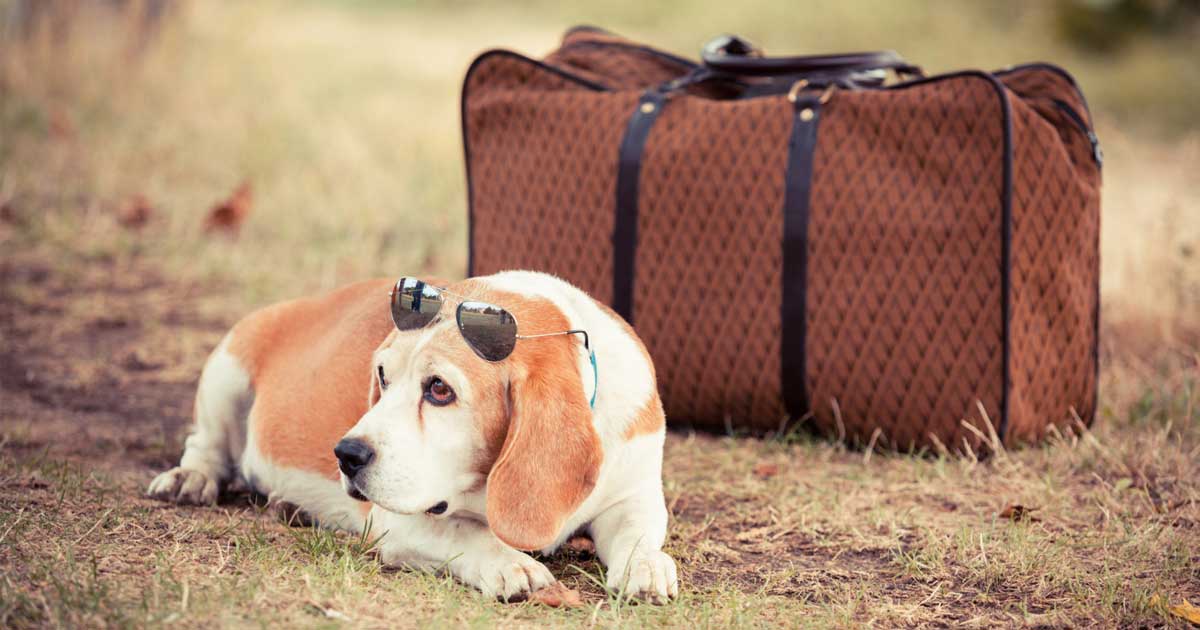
left=607, top=550, right=678, bottom=604
left=147, top=467, right=219, bottom=505
left=468, top=549, right=556, bottom=602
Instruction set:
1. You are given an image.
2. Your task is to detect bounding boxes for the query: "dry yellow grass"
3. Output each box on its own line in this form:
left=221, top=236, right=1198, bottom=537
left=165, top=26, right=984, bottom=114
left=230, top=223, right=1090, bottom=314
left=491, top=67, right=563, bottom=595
left=1, top=1, right=1198, bottom=628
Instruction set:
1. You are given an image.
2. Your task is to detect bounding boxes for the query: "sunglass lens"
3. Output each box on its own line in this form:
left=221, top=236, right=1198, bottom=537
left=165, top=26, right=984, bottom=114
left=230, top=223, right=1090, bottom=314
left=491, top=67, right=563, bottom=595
left=456, top=301, right=517, bottom=361
left=391, top=277, right=442, bottom=330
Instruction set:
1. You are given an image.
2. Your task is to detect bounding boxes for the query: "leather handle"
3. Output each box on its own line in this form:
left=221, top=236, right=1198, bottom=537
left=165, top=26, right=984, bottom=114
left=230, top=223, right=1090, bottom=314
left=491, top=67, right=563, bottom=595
left=701, top=34, right=921, bottom=78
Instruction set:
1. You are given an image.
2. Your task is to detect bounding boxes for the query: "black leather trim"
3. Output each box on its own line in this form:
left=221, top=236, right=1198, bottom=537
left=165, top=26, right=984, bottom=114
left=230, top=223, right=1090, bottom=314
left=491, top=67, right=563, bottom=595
left=612, top=90, right=668, bottom=324
left=703, top=48, right=916, bottom=78
left=780, top=93, right=823, bottom=421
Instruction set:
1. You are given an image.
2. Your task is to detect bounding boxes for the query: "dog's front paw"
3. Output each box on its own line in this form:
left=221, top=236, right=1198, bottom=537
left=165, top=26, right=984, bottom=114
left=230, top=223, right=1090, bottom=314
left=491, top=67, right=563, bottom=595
left=459, top=546, right=556, bottom=602
left=607, top=550, right=678, bottom=604
left=147, top=467, right=219, bottom=505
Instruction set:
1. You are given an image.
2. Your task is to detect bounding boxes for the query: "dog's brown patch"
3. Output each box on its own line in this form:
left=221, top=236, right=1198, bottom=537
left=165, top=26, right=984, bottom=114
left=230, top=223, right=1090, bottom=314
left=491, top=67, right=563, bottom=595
left=623, top=390, right=665, bottom=441
left=229, top=279, right=396, bottom=481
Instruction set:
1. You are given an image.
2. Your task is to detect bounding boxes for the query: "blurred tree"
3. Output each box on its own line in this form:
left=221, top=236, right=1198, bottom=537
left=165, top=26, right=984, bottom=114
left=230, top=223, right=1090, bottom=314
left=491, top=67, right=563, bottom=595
left=1055, top=0, right=1200, bottom=51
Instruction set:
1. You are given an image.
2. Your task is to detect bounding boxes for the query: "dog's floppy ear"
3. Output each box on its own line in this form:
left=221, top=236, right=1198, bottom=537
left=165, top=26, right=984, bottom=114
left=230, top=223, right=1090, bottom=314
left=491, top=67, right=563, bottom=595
left=486, top=338, right=602, bottom=551
left=366, top=329, right=399, bottom=408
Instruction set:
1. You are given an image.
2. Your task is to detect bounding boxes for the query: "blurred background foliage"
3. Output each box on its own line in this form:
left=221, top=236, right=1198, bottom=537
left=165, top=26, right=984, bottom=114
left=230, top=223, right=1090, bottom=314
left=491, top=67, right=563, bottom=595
left=3, top=0, right=1198, bottom=130
left=1055, top=0, right=1199, bottom=52
left=0, top=0, right=1196, bottom=320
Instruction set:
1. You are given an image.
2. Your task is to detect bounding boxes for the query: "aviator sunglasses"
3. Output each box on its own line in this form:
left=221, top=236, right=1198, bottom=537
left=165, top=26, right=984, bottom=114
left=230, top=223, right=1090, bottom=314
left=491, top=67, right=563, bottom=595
left=389, top=278, right=598, bottom=406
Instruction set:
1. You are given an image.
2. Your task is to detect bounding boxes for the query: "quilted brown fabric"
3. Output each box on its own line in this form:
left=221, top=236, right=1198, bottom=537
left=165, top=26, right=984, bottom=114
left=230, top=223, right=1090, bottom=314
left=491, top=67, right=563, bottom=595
left=1002, top=67, right=1101, bottom=445
left=805, top=76, right=1007, bottom=449
left=463, top=30, right=1101, bottom=449
left=465, top=52, right=634, bottom=303
left=635, top=97, right=794, bottom=428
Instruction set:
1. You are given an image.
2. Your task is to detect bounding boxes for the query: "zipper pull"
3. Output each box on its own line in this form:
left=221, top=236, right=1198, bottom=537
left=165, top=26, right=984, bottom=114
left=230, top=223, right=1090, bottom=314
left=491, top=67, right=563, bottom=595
left=1087, top=130, right=1103, bottom=168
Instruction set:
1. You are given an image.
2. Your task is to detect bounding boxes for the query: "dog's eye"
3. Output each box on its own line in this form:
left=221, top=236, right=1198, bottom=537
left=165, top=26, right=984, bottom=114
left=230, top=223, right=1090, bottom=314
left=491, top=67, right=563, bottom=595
left=423, top=376, right=456, bottom=406
left=377, top=365, right=388, bottom=391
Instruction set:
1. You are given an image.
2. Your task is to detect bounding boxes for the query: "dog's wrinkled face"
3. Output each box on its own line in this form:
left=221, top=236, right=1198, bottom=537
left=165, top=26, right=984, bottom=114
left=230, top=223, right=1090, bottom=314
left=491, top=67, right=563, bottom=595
left=339, top=316, right=506, bottom=518
left=335, top=281, right=604, bottom=550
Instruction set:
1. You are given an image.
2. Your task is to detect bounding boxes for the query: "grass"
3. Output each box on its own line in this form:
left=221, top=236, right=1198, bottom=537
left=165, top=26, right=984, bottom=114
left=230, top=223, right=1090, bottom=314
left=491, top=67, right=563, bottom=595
left=1, top=1, right=1198, bottom=628
left=1, top=341, right=1197, bottom=628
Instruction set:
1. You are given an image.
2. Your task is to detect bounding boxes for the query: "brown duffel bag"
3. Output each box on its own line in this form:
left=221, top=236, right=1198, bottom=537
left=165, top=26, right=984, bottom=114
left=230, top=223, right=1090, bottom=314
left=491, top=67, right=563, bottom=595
left=462, top=27, right=1101, bottom=450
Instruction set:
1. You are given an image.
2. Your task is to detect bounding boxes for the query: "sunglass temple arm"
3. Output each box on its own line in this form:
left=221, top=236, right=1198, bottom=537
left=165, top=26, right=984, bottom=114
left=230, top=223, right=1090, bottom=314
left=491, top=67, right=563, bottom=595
left=515, top=329, right=590, bottom=351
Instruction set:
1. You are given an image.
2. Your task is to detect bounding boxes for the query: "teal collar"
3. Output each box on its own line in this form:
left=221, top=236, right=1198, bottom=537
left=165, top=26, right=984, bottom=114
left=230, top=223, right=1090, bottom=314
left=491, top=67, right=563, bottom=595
left=588, top=349, right=598, bottom=409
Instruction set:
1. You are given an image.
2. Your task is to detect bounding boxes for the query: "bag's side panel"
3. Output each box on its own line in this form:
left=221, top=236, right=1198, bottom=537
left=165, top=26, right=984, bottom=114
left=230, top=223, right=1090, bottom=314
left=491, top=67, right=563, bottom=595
left=634, top=97, right=794, bottom=431
left=1000, top=67, right=1100, bottom=193
left=806, top=76, right=1008, bottom=450
left=1000, top=65, right=1094, bottom=128
left=464, top=53, right=638, bottom=302
left=1004, top=72, right=1101, bottom=444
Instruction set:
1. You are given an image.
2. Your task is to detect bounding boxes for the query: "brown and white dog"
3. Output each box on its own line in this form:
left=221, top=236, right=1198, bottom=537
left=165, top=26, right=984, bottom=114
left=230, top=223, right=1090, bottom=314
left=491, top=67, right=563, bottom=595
left=147, top=271, right=677, bottom=602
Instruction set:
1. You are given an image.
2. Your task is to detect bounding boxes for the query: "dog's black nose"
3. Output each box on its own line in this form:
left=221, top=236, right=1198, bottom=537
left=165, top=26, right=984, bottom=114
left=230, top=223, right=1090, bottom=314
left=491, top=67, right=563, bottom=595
left=334, top=439, right=374, bottom=478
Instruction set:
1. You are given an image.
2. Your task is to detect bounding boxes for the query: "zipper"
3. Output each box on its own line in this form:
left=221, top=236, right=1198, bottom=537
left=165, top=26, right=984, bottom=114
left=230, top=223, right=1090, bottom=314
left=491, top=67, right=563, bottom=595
left=997, top=62, right=1094, bottom=120
left=1053, top=98, right=1103, bottom=168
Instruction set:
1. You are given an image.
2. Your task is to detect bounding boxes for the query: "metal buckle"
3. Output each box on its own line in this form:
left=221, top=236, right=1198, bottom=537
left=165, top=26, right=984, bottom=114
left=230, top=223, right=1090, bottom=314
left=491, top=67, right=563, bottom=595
left=786, top=80, right=836, bottom=105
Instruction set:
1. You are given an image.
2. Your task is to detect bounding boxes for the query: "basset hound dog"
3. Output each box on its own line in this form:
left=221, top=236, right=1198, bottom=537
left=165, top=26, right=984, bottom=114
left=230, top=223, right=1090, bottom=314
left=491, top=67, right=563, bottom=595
left=148, top=271, right=678, bottom=602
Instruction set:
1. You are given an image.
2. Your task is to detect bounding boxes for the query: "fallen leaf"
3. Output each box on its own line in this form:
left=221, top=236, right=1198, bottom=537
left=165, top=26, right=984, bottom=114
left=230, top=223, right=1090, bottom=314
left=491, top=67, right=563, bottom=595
left=563, top=535, right=595, bottom=556
left=752, top=462, right=779, bottom=479
left=527, top=582, right=584, bottom=608
left=998, top=504, right=1040, bottom=522
left=1169, top=598, right=1200, bottom=625
left=204, top=181, right=253, bottom=234
left=49, top=107, right=76, bottom=141
left=117, top=194, right=154, bottom=229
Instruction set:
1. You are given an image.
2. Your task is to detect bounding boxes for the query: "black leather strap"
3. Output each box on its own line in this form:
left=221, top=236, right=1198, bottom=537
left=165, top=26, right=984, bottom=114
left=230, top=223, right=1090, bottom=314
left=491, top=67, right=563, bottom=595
left=612, top=90, right=667, bottom=324
left=702, top=35, right=920, bottom=78
left=781, top=92, right=823, bottom=420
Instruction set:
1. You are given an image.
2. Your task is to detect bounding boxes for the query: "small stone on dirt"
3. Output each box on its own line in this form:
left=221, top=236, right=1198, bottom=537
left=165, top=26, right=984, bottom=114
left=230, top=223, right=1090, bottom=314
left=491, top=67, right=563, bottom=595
left=121, top=350, right=163, bottom=372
